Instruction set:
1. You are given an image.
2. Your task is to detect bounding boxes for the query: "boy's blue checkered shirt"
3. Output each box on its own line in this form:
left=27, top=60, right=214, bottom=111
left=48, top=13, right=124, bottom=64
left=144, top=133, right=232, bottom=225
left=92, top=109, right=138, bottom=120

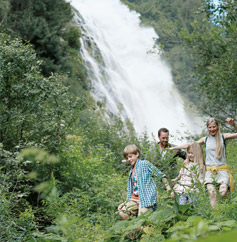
left=127, top=159, right=166, bottom=209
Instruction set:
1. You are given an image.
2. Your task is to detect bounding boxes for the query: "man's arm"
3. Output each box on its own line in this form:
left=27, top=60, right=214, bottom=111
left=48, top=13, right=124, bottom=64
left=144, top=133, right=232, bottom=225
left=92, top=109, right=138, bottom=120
left=169, top=143, right=186, bottom=160
left=173, top=149, right=186, bottom=159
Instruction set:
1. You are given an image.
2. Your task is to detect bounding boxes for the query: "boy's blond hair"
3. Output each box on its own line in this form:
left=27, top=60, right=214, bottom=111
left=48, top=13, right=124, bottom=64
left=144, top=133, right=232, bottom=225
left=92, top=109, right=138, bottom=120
left=123, top=144, right=140, bottom=158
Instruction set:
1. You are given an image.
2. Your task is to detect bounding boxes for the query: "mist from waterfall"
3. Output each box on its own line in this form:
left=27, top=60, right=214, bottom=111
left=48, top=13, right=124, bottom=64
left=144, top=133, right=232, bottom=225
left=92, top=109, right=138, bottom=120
left=71, top=0, right=204, bottom=142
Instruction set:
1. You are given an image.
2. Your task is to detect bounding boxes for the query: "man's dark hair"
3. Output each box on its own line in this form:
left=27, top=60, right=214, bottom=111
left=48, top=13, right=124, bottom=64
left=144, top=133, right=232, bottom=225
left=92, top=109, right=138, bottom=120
left=158, top=128, right=169, bottom=137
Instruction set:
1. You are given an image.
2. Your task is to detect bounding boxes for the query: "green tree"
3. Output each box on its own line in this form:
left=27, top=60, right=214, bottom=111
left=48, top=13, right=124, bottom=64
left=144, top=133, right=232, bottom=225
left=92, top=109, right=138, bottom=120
left=0, top=0, right=90, bottom=99
left=0, top=33, right=81, bottom=151
left=180, top=0, right=237, bottom=121
left=0, top=0, right=10, bottom=26
left=1, top=0, right=73, bottom=76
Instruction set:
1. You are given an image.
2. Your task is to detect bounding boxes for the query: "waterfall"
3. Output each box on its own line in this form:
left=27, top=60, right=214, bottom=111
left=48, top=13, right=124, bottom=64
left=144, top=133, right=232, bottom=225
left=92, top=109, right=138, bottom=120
left=71, top=0, right=203, bottom=141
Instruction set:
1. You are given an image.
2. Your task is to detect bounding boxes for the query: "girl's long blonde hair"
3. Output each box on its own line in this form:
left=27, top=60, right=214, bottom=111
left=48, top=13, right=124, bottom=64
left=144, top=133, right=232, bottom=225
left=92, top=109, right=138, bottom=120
left=184, top=142, right=205, bottom=179
left=206, top=118, right=222, bottom=159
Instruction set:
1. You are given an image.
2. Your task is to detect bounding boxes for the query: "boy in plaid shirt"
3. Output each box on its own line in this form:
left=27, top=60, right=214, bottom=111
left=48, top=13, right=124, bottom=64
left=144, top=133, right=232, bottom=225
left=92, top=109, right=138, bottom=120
left=118, top=144, right=173, bottom=220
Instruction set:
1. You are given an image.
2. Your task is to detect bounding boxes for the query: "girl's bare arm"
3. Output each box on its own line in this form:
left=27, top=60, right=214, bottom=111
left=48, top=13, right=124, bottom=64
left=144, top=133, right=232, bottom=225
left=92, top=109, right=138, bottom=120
left=169, top=143, right=191, bottom=150
left=224, top=118, right=237, bottom=139
left=224, top=133, right=237, bottom=140
left=169, top=137, right=205, bottom=150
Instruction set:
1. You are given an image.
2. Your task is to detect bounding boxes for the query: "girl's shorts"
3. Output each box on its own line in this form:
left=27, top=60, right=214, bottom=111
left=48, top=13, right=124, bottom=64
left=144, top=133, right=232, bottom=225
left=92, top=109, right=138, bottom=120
left=204, top=170, right=229, bottom=185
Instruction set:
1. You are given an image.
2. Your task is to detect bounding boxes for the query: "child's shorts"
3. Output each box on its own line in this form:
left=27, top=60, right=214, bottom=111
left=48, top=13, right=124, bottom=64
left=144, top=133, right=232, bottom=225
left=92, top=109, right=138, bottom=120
left=118, top=199, right=151, bottom=216
left=178, top=193, right=197, bottom=205
left=204, top=170, right=229, bottom=185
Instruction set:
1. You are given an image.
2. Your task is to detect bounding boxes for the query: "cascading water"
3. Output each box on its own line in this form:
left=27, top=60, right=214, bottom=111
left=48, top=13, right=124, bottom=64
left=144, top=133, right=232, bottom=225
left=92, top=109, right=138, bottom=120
left=71, top=0, right=203, bottom=141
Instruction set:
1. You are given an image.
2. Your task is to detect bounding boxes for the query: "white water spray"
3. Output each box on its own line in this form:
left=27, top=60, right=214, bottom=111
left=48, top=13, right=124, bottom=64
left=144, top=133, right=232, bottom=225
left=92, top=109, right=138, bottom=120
left=71, top=0, right=203, bottom=141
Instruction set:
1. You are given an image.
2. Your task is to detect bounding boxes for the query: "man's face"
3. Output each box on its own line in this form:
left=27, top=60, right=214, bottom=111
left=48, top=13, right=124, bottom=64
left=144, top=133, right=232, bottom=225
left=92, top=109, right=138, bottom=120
left=159, top=131, right=169, bottom=148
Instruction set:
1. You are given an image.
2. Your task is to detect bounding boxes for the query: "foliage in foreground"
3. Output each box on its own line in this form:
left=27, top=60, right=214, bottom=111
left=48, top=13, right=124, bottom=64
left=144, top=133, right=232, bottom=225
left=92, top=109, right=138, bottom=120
left=105, top=198, right=237, bottom=242
left=1, top=140, right=237, bottom=241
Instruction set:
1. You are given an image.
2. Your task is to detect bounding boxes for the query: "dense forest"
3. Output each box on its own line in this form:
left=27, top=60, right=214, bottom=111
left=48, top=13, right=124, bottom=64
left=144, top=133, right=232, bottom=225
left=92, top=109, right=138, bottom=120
left=0, top=0, right=237, bottom=241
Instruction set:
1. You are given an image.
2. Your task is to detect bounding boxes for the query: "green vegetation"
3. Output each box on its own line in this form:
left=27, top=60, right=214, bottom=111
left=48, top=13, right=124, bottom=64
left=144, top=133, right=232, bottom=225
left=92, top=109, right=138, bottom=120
left=180, top=0, right=237, bottom=121
left=1, top=0, right=73, bottom=76
left=0, top=0, right=236, bottom=241
left=0, top=33, right=81, bottom=152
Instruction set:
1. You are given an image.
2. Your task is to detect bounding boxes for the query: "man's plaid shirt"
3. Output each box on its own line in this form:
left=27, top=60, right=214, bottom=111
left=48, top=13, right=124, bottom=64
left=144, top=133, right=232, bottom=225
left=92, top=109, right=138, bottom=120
left=127, top=159, right=166, bottom=209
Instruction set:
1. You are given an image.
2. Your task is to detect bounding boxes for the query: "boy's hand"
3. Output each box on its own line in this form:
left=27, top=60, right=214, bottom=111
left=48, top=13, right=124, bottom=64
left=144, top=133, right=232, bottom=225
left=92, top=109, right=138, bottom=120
left=166, top=186, right=175, bottom=199
left=162, top=177, right=174, bottom=198
left=170, top=191, right=175, bottom=198
left=166, top=185, right=171, bottom=191
left=118, top=203, right=125, bottom=210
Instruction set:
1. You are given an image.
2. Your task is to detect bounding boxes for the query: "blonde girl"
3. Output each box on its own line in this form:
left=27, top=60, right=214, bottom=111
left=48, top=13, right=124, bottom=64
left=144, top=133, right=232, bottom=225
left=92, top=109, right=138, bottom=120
left=170, top=117, right=237, bottom=207
left=171, top=142, right=205, bottom=205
